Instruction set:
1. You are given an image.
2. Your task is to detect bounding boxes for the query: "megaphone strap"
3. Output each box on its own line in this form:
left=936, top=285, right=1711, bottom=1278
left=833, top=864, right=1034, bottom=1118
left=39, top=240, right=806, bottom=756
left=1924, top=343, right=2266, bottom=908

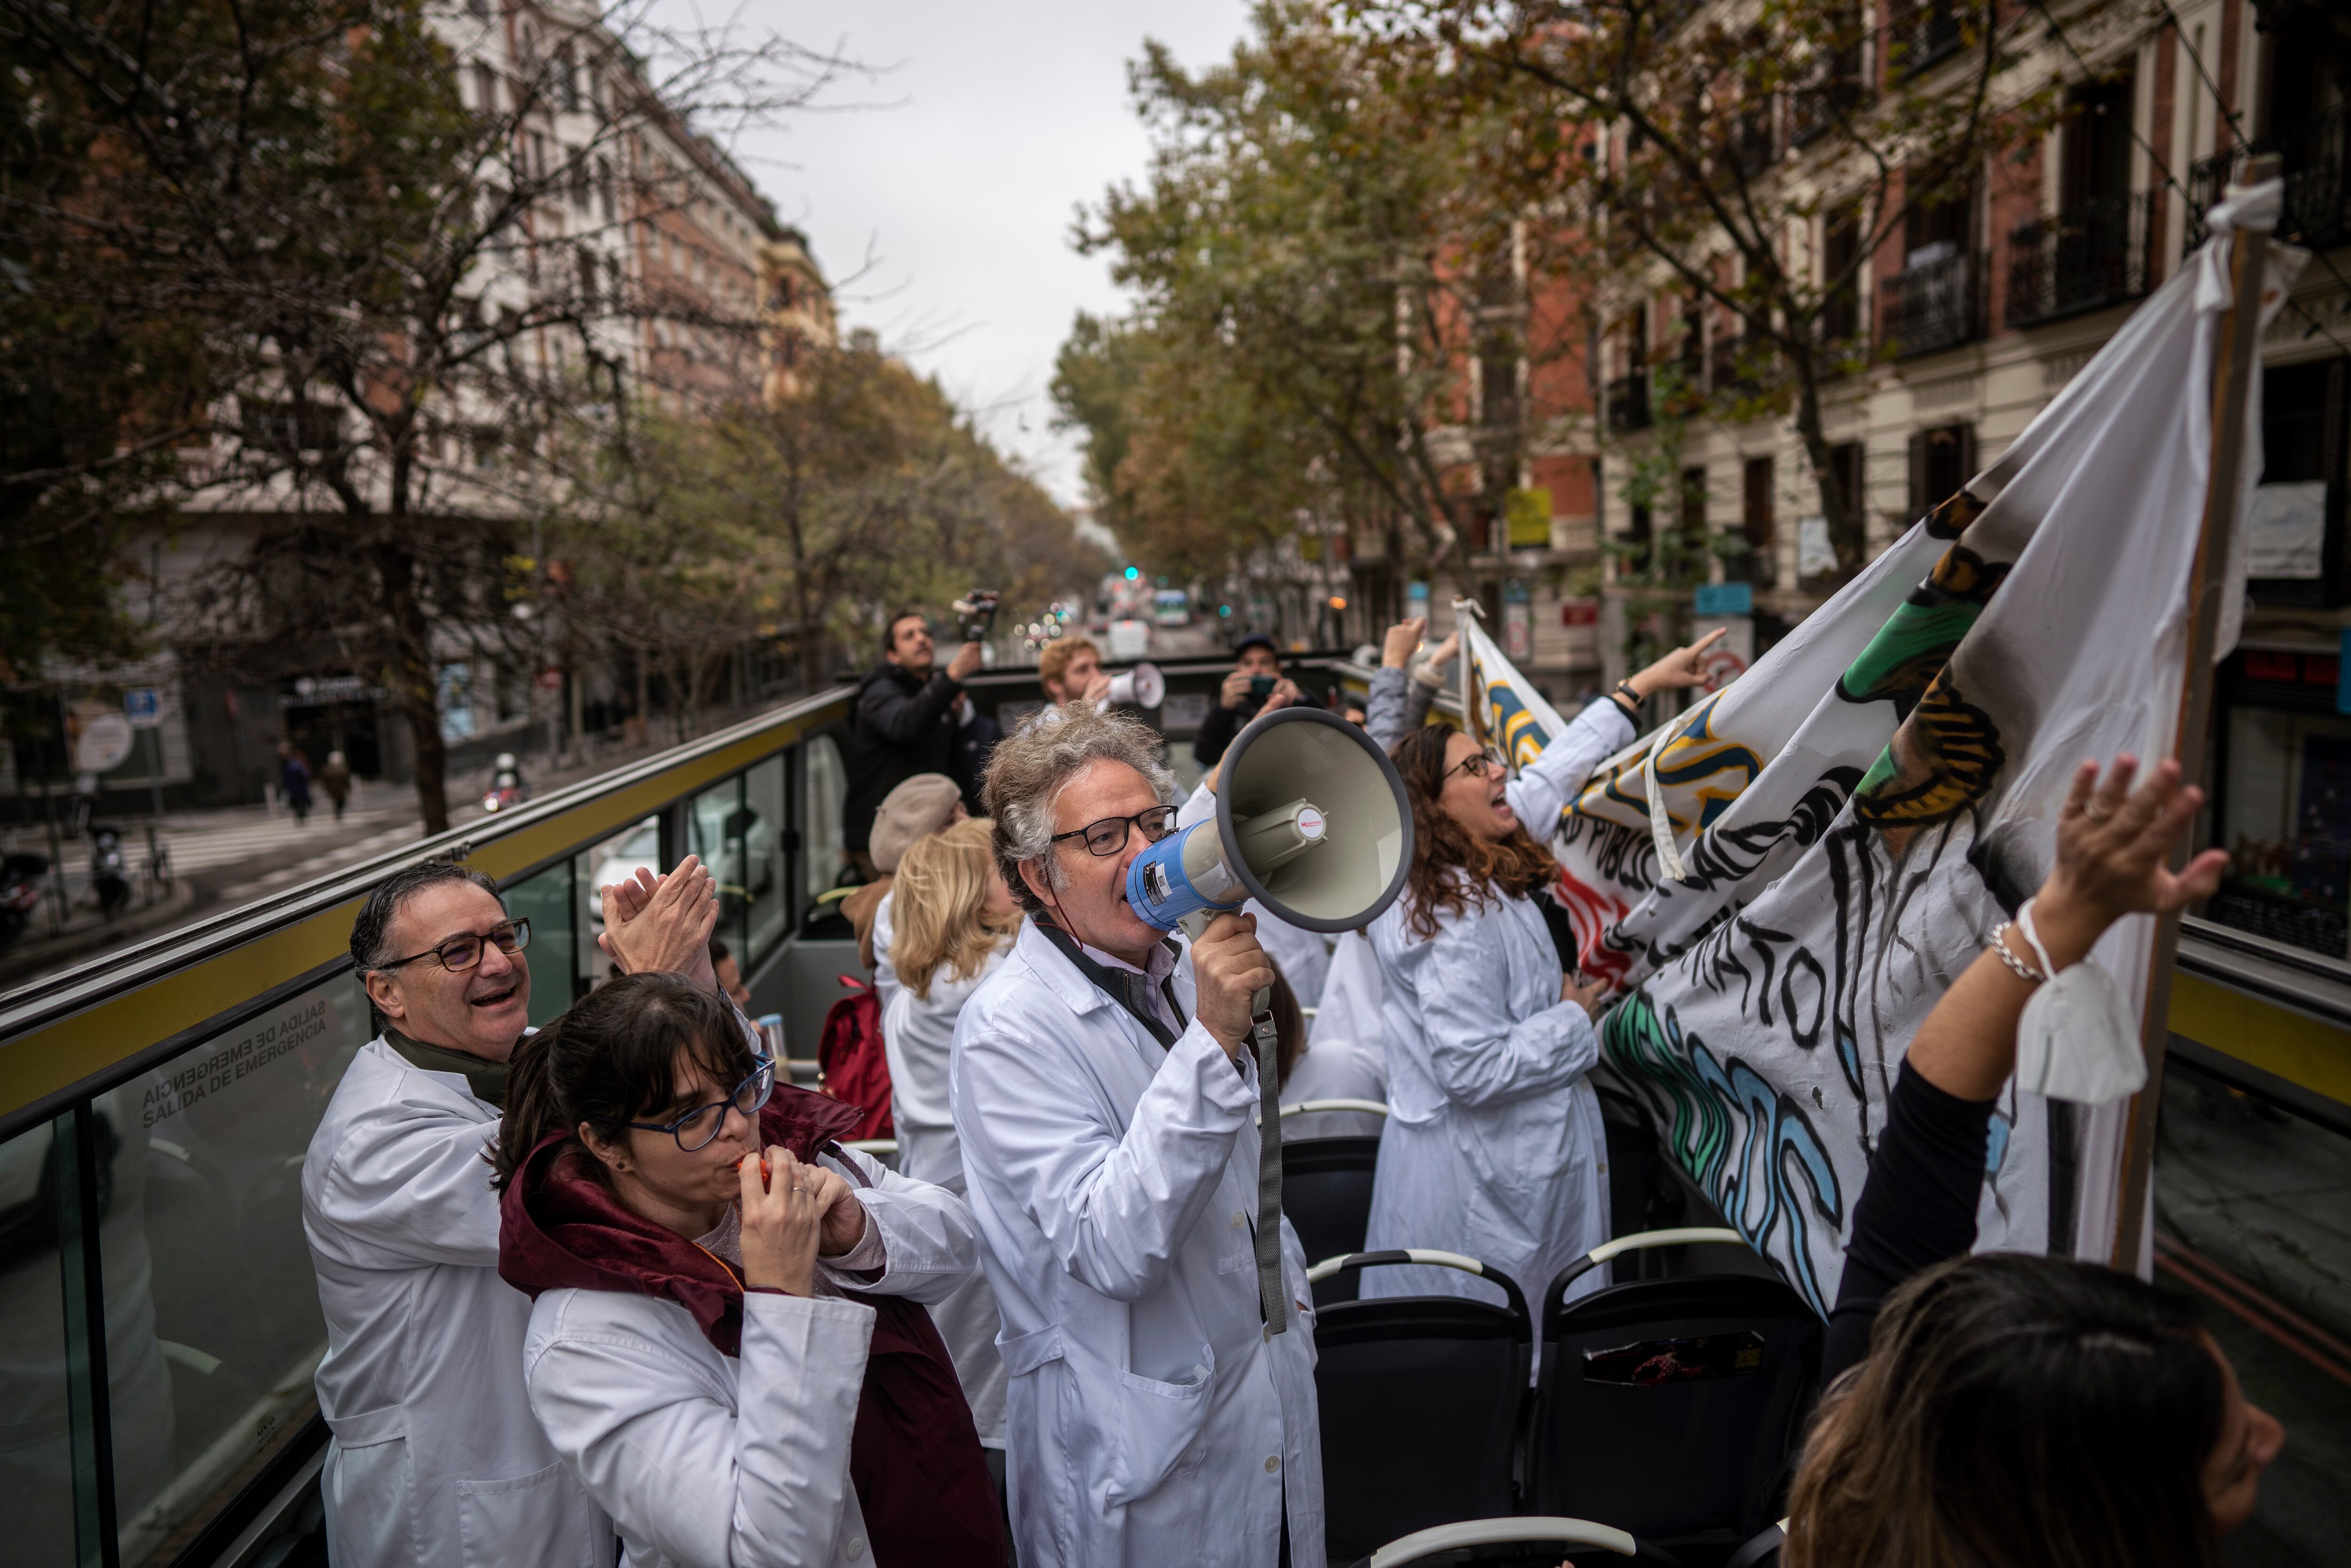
left=1249, top=1003, right=1289, bottom=1338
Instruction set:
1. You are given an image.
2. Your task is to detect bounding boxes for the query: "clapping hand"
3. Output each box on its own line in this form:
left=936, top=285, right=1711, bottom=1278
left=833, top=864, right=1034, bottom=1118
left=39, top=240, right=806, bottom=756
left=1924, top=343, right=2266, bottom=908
left=598, top=856, right=720, bottom=986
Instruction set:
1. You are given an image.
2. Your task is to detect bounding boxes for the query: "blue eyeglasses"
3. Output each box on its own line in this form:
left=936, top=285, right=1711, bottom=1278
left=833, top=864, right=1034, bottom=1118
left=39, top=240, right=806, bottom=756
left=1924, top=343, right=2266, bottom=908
left=617, top=1055, right=776, bottom=1152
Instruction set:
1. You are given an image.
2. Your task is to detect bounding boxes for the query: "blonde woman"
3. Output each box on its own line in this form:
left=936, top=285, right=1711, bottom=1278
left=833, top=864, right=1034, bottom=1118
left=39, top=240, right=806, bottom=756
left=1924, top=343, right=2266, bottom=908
left=882, top=814, right=1019, bottom=1450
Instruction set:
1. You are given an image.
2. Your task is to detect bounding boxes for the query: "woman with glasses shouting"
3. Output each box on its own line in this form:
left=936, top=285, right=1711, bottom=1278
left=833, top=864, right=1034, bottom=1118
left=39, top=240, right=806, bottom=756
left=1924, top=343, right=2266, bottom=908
left=1358, top=630, right=1722, bottom=1336
left=493, top=970, right=1003, bottom=1568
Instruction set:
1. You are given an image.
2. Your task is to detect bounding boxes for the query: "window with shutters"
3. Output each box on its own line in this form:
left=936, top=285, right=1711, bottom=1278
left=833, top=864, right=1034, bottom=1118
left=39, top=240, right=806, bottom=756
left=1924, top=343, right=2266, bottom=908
left=1907, top=423, right=1974, bottom=520
left=1731, top=456, right=1775, bottom=585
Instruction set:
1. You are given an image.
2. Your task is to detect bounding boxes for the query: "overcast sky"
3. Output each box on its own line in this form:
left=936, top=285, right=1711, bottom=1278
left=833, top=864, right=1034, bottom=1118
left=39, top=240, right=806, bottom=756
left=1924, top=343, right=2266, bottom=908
left=705, top=1, right=1254, bottom=510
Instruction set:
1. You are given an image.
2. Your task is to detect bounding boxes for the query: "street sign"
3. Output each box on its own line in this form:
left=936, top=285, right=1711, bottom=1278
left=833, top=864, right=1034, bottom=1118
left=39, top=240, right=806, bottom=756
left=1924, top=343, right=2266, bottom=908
left=1504, top=487, right=1552, bottom=549
left=1690, top=615, right=1755, bottom=693
left=75, top=711, right=135, bottom=773
left=1694, top=582, right=1754, bottom=617
left=126, top=687, right=162, bottom=728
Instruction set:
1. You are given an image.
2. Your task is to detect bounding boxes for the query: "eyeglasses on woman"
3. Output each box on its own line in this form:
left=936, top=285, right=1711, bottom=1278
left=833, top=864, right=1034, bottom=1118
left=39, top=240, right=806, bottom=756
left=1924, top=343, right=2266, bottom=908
left=619, top=1055, right=778, bottom=1152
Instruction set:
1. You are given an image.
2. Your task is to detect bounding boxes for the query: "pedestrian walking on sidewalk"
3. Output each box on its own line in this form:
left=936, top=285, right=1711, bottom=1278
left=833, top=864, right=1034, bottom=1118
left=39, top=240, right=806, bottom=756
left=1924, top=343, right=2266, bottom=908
left=319, top=751, right=353, bottom=822
left=278, top=742, right=314, bottom=826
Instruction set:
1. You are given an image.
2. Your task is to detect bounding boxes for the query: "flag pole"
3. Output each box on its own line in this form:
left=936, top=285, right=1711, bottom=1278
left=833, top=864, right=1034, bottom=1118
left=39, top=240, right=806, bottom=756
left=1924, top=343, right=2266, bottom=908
left=2110, top=153, right=2281, bottom=1276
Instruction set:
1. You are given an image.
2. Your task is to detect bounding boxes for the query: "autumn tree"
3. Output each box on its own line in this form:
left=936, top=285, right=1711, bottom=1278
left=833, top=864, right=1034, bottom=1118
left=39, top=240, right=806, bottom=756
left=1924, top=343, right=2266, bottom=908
left=1347, top=0, right=2081, bottom=558
left=545, top=332, right=1102, bottom=706
left=1058, top=1, right=1581, bottom=598
left=1, top=0, right=842, bottom=829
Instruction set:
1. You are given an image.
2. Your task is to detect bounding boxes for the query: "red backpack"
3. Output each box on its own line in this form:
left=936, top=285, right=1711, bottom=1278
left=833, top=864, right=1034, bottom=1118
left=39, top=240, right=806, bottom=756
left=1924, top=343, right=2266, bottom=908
left=816, top=975, right=894, bottom=1141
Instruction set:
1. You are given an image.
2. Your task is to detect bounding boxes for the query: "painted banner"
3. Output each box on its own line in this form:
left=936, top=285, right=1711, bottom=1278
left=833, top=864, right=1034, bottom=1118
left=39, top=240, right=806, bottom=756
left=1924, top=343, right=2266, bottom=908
left=1461, top=196, right=2302, bottom=1314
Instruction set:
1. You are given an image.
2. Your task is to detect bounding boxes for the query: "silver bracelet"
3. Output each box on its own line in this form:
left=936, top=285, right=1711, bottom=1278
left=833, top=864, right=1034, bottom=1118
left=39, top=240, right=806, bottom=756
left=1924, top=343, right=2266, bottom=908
left=1988, top=922, right=2048, bottom=985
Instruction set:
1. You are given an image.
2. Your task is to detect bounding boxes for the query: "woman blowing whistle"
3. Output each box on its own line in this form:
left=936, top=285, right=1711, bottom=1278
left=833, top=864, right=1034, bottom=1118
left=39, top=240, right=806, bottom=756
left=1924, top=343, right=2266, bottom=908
left=492, top=973, right=1002, bottom=1568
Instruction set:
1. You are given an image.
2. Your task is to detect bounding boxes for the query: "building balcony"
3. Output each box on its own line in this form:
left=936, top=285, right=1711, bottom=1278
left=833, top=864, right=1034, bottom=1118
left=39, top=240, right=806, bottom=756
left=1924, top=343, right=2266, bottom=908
left=2185, top=106, right=2349, bottom=255
left=1878, top=247, right=1985, bottom=359
left=2007, top=190, right=2155, bottom=329
left=1606, top=371, right=1652, bottom=433
left=1887, top=0, right=1967, bottom=78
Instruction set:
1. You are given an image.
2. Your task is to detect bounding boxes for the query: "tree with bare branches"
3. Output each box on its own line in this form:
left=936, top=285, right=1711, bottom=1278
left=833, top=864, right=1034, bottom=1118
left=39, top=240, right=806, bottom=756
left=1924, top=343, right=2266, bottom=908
left=2, top=0, right=843, bottom=827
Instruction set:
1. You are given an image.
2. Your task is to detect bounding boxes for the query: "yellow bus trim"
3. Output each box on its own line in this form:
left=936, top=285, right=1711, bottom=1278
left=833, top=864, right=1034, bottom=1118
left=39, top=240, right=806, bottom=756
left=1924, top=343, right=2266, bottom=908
left=2169, top=971, right=2351, bottom=1111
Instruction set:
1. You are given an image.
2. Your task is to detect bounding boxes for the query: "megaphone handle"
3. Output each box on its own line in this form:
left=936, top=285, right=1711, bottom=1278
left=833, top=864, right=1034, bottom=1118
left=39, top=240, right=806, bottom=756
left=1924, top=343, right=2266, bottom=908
left=1248, top=992, right=1288, bottom=1337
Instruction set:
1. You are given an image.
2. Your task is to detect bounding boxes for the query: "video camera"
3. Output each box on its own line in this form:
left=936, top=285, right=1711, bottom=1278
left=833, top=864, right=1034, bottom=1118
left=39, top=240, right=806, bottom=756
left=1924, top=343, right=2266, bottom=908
left=952, top=590, right=1001, bottom=645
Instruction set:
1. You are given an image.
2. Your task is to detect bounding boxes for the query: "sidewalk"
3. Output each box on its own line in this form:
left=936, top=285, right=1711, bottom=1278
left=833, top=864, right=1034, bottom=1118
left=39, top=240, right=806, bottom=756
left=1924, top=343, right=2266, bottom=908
left=0, top=709, right=789, bottom=995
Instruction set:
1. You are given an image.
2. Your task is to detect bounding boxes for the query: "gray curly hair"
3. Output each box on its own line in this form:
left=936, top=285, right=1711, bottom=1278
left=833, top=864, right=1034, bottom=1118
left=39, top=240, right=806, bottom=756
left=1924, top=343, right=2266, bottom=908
left=983, top=701, right=1177, bottom=914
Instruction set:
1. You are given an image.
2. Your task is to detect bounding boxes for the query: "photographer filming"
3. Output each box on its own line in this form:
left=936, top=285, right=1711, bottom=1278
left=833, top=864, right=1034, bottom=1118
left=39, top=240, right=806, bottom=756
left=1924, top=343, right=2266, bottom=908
left=1193, top=634, right=1310, bottom=768
left=844, top=600, right=1001, bottom=878
left=950, top=706, right=1323, bottom=1568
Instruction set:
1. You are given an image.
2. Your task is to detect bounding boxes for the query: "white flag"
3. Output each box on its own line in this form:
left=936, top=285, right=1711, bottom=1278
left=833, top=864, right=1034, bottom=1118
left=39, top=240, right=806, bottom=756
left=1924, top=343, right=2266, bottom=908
left=1475, top=191, right=2301, bottom=1314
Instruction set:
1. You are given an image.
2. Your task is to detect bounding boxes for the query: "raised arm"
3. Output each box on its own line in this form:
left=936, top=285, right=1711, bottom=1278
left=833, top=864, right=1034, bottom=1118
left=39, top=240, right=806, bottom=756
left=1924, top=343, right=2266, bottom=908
left=815, top=1144, right=979, bottom=1306
left=1824, top=755, right=2227, bottom=1379
left=859, top=668, right=965, bottom=744
left=307, top=1096, right=502, bottom=1269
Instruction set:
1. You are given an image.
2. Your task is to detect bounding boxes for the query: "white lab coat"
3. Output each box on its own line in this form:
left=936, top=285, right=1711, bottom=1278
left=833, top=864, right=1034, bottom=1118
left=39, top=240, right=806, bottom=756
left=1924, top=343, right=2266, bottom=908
left=1362, top=699, right=1633, bottom=1325
left=303, top=1037, right=613, bottom=1568
left=882, top=943, right=1011, bottom=1443
left=1280, top=1036, right=1388, bottom=1142
left=949, top=921, right=1325, bottom=1568
left=521, top=1145, right=981, bottom=1568
left=869, top=891, right=899, bottom=1013
left=1173, top=781, right=1331, bottom=1004
left=1311, top=928, right=1383, bottom=1056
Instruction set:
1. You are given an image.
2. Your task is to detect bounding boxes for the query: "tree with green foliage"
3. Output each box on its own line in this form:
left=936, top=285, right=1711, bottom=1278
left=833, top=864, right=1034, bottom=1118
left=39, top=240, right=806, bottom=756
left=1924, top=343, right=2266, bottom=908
left=1057, top=1, right=1576, bottom=595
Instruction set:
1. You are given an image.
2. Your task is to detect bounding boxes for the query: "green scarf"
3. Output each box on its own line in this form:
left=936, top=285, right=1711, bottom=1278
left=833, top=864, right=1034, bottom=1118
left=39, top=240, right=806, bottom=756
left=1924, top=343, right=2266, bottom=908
left=384, top=1027, right=513, bottom=1109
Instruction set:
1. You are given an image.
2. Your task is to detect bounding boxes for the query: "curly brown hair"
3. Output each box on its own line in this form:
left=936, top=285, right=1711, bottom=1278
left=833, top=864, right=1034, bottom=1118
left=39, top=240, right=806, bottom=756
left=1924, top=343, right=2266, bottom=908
left=1391, top=725, right=1559, bottom=940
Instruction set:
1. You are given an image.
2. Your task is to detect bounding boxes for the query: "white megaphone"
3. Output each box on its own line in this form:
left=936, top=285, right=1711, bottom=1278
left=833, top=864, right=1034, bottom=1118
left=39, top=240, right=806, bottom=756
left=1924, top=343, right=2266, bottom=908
left=1125, top=706, right=1413, bottom=934
left=1106, top=662, right=1166, bottom=708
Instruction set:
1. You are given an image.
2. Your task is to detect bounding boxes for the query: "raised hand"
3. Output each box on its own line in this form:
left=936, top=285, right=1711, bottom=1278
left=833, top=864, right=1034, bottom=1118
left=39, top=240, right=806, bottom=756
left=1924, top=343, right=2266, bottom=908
left=1628, top=627, right=1729, bottom=694
left=1381, top=616, right=1429, bottom=670
left=599, top=855, right=719, bottom=985
left=800, top=1161, right=871, bottom=1258
left=739, top=1145, right=824, bottom=1296
left=2032, top=755, right=2229, bottom=966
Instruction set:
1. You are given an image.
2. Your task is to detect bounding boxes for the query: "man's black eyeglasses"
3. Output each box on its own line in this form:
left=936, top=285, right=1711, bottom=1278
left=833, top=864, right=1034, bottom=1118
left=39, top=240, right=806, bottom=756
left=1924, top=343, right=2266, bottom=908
left=1447, top=746, right=1508, bottom=782
left=1051, top=805, right=1178, bottom=857
left=618, top=1056, right=778, bottom=1152
left=378, top=918, right=531, bottom=974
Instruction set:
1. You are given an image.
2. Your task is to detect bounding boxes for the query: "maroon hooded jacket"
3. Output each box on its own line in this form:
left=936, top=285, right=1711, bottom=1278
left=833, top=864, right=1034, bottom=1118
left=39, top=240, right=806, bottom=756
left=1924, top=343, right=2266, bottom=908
left=499, top=1085, right=1003, bottom=1567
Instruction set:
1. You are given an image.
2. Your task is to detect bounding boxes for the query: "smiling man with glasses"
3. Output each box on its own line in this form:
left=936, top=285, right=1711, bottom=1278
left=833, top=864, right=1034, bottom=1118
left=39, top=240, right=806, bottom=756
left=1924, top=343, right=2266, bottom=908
left=301, top=857, right=718, bottom=1568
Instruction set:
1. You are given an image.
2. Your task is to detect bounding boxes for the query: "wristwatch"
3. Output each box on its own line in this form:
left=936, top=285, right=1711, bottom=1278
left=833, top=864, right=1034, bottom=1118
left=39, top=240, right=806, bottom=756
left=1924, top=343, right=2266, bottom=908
left=1611, top=679, right=1642, bottom=715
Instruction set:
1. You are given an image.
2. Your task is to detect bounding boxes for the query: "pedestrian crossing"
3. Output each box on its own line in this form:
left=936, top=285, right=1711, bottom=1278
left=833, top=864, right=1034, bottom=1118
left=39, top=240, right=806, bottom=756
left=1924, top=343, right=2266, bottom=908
left=215, top=816, right=429, bottom=901
left=11, top=806, right=422, bottom=900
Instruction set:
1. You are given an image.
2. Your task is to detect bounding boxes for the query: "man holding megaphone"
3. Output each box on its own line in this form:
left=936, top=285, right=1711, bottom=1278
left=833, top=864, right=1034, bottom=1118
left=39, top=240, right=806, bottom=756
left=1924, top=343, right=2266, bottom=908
left=1038, top=635, right=1168, bottom=717
left=950, top=706, right=1341, bottom=1568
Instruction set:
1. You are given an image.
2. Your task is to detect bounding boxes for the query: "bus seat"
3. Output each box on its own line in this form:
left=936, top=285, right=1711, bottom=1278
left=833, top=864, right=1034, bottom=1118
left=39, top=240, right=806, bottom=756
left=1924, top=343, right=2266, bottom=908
left=1307, top=1249, right=1533, bottom=1562
left=1529, top=1231, right=1822, bottom=1546
left=1281, top=1134, right=1381, bottom=1304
